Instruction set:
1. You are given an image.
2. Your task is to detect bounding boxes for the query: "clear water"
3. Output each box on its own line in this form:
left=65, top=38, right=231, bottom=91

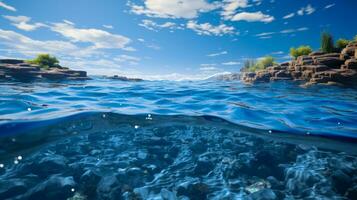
left=0, top=77, right=356, bottom=200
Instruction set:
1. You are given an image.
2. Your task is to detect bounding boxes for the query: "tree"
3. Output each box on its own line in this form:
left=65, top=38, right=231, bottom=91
left=321, top=32, right=334, bottom=53
left=27, top=54, right=60, bottom=69
left=335, top=38, right=350, bottom=51
left=290, top=45, right=313, bottom=59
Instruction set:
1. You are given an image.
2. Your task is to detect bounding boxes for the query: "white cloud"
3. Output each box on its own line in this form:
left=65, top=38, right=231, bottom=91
left=280, top=27, right=308, bottom=34
left=139, top=19, right=182, bottom=31
left=283, top=13, right=295, bottom=19
left=187, top=21, right=235, bottom=36
left=113, top=54, right=140, bottom=65
left=0, top=1, right=16, bottom=11
left=199, top=63, right=220, bottom=71
left=222, top=61, right=241, bottom=65
left=0, top=29, right=81, bottom=57
left=271, top=51, right=284, bottom=55
left=129, top=0, right=218, bottom=19
left=207, top=51, right=228, bottom=57
left=255, top=32, right=275, bottom=37
left=324, top=4, right=335, bottom=9
left=221, top=0, right=249, bottom=20
left=230, top=11, right=274, bottom=23
left=297, top=4, right=315, bottom=16
left=103, top=25, right=114, bottom=29
left=51, top=22, right=132, bottom=50
left=3, top=15, right=46, bottom=31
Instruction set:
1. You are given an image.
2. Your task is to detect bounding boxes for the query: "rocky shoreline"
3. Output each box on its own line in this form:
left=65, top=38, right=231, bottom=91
left=241, top=41, right=357, bottom=87
left=0, top=59, right=89, bottom=81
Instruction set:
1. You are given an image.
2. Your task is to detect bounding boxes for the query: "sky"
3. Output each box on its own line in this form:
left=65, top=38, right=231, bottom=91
left=0, top=0, right=356, bottom=80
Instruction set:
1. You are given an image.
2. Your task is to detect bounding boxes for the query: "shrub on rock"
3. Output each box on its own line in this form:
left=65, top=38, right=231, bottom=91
left=336, top=39, right=350, bottom=52
left=290, top=46, right=313, bottom=59
left=27, top=54, right=60, bottom=69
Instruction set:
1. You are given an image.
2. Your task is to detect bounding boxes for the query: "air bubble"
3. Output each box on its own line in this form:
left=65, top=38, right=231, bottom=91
left=27, top=108, right=32, bottom=111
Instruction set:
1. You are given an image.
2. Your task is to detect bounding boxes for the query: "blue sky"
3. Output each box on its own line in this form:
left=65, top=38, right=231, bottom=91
left=0, top=0, right=356, bottom=80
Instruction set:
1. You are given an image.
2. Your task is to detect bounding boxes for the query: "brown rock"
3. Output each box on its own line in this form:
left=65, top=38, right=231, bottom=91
left=291, top=71, right=302, bottom=79
left=344, top=59, right=357, bottom=69
left=312, top=53, right=340, bottom=59
left=275, top=70, right=292, bottom=78
left=0, top=59, right=24, bottom=65
left=280, top=62, right=290, bottom=67
left=314, top=57, right=344, bottom=68
left=340, top=53, right=350, bottom=60
left=308, top=51, right=324, bottom=56
left=341, top=47, right=356, bottom=57
left=301, top=65, right=330, bottom=73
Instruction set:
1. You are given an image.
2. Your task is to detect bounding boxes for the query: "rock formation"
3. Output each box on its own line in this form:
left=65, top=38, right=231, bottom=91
left=241, top=41, right=357, bottom=87
left=0, top=59, right=88, bottom=81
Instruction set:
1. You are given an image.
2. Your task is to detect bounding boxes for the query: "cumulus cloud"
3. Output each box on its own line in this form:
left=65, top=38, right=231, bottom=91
left=207, top=51, right=228, bottom=57
left=128, top=0, right=217, bottom=19
left=187, top=21, right=235, bottom=36
left=139, top=19, right=182, bottom=31
left=0, top=1, right=16, bottom=11
left=230, top=11, right=274, bottom=23
left=221, top=0, right=250, bottom=20
left=297, top=4, right=315, bottom=16
left=3, top=15, right=46, bottom=31
left=51, top=21, right=133, bottom=50
left=0, top=29, right=81, bottom=56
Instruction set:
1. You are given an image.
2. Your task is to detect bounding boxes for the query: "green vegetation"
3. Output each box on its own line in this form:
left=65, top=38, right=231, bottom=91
left=321, top=32, right=334, bottom=53
left=27, top=54, right=60, bottom=69
left=242, top=56, right=276, bottom=72
left=290, top=45, right=313, bottom=59
left=335, top=38, right=350, bottom=51
left=354, top=35, right=357, bottom=41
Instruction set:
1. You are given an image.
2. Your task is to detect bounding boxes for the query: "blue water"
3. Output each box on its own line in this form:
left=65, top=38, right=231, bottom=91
left=0, top=77, right=356, bottom=199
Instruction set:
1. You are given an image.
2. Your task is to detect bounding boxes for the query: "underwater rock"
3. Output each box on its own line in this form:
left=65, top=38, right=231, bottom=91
left=0, top=179, right=27, bottom=199
left=249, top=189, right=277, bottom=200
left=177, top=182, right=209, bottom=200
left=96, top=176, right=122, bottom=200
left=25, top=175, right=76, bottom=200
left=33, top=154, right=68, bottom=177
left=80, top=170, right=101, bottom=197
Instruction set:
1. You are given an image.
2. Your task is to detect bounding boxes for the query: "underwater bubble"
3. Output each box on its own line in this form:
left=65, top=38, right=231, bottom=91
left=134, top=125, right=140, bottom=129
left=27, top=107, right=32, bottom=111
left=0, top=163, right=4, bottom=168
left=268, top=130, right=272, bottom=134
left=71, top=188, right=75, bottom=192
left=14, top=160, right=19, bottom=164
left=17, top=156, right=22, bottom=160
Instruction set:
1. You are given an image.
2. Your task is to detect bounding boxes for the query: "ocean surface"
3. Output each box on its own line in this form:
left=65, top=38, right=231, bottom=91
left=0, top=77, right=356, bottom=200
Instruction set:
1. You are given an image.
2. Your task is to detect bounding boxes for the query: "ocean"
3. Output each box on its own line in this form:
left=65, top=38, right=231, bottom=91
left=0, top=77, right=356, bottom=199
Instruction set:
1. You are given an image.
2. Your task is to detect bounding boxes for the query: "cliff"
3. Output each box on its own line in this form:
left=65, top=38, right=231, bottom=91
left=0, top=59, right=88, bottom=81
left=241, top=41, right=357, bottom=87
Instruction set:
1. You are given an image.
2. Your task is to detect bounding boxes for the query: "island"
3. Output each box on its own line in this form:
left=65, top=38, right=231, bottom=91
left=0, top=54, right=88, bottom=81
left=241, top=33, right=357, bottom=87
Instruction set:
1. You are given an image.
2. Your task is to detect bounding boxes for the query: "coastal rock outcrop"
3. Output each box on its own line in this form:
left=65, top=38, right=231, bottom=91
left=241, top=41, right=357, bottom=87
left=109, top=75, right=143, bottom=82
left=0, top=59, right=88, bottom=81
